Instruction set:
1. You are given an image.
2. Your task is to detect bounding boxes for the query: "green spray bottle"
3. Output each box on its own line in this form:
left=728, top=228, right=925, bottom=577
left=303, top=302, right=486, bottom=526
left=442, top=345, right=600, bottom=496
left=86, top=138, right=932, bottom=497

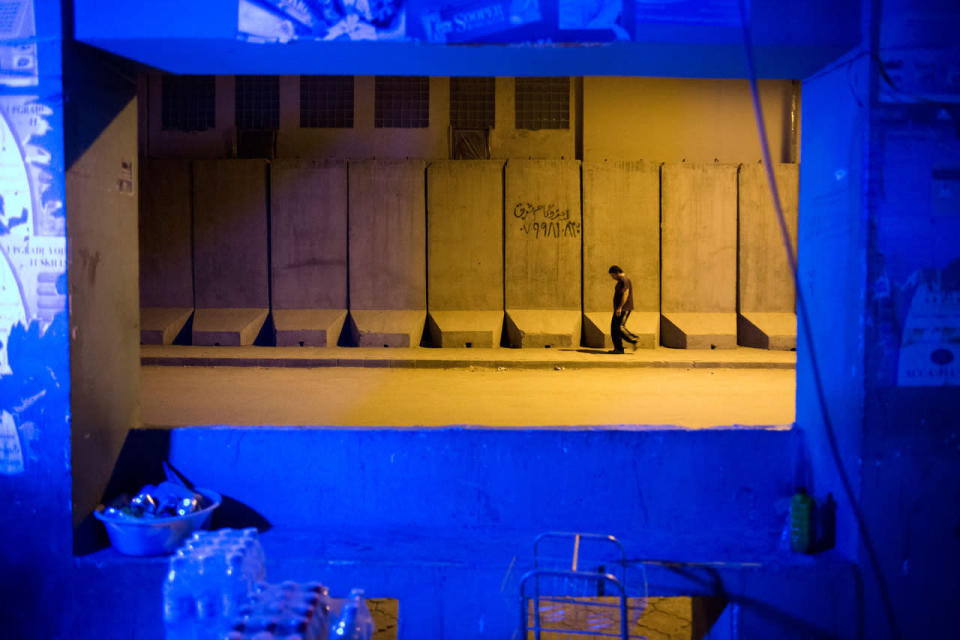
left=789, top=487, right=815, bottom=553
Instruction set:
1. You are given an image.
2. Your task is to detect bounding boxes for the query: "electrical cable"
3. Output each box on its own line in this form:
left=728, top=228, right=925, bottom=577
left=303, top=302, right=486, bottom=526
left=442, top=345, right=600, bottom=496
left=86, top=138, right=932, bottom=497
left=735, top=1, right=901, bottom=638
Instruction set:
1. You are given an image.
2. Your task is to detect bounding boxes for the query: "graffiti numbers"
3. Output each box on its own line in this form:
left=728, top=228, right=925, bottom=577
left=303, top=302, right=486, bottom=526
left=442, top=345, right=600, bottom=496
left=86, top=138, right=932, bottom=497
left=513, top=202, right=580, bottom=239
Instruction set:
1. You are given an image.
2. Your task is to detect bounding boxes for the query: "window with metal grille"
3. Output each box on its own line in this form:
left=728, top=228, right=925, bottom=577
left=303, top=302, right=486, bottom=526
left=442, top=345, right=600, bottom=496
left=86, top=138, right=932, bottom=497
left=515, top=77, right=570, bottom=130
left=450, top=77, right=495, bottom=130
left=375, top=76, right=429, bottom=128
left=300, top=76, right=354, bottom=128
left=235, top=75, right=279, bottom=130
left=161, top=75, right=216, bottom=132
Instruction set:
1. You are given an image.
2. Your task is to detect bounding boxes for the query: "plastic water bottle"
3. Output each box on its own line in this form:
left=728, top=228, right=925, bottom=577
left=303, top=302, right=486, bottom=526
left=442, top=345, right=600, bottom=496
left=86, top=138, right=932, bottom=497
left=330, top=589, right=373, bottom=640
left=163, top=552, right=197, bottom=640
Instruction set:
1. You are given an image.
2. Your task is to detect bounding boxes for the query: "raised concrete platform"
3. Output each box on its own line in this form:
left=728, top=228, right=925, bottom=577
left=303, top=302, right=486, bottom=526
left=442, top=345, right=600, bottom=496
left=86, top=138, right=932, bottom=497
left=139, top=307, right=192, bottom=345
left=192, top=308, right=269, bottom=346
left=739, top=312, right=797, bottom=350
left=273, top=309, right=347, bottom=347
left=583, top=311, right=659, bottom=349
left=348, top=310, right=425, bottom=348
left=661, top=312, right=738, bottom=349
left=426, top=310, right=503, bottom=348
left=504, top=309, right=581, bottom=349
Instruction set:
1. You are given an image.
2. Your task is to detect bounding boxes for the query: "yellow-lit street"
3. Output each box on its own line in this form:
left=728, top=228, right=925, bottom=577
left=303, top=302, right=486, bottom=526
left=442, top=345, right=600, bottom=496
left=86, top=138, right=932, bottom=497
left=141, top=365, right=795, bottom=429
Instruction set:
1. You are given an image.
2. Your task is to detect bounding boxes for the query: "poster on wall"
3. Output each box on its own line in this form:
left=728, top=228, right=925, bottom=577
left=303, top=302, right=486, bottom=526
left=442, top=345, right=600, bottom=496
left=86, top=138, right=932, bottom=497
left=0, top=0, right=38, bottom=87
left=238, top=0, right=408, bottom=42
left=0, top=0, right=66, bottom=475
left=236, top=0, right=633, bottom=44
left=895, top=275, right=959, bottom=387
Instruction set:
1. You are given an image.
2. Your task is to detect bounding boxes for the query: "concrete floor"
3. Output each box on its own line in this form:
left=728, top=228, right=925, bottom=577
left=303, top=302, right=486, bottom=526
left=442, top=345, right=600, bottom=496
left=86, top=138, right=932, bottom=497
left=141, top=365, right=795, bottom=428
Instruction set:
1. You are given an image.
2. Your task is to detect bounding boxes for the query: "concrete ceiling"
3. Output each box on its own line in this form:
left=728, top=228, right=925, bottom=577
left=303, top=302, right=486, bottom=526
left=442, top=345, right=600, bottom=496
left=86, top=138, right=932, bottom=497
left=73, top=1, right=861, bottom=78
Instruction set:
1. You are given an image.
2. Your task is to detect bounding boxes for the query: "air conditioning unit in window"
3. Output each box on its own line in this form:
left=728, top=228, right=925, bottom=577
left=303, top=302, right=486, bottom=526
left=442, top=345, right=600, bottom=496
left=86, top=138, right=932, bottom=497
left=450, top=127, right=491, bottom=160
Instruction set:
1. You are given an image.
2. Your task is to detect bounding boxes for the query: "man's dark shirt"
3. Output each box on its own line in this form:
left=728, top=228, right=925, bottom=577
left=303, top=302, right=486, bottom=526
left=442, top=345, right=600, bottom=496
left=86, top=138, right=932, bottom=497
left=614, top=276, right=634, bottom=313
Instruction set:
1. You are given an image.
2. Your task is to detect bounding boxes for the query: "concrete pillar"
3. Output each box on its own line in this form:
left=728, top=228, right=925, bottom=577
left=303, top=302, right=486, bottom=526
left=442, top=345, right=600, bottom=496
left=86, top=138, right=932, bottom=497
left=661, top=163, right=738, bottom=348
left=347, top=160, right=426, bottom=346
left=270, top=160, right=348, bottom=346
left=192, top=159, right=270, bottom=345
left=738, top=163, right=798, bottom=349
left=426, top=160, right=504, bottom=347
left=139, top=158, right=193, bottom=344
left=582, top=160, right=660, bottom=349
left=503, top=159, right=581, bottom=347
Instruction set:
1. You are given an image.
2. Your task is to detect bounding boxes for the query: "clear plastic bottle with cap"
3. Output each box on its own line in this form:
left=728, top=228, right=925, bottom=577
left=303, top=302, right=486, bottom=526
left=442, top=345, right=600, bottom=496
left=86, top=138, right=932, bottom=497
left=329, top=589, right=373, bottom=640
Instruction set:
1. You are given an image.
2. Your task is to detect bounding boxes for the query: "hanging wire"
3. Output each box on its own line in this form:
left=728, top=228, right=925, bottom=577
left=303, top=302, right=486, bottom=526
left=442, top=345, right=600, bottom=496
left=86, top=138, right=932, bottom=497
left=736, top=1, right=901, bottom=638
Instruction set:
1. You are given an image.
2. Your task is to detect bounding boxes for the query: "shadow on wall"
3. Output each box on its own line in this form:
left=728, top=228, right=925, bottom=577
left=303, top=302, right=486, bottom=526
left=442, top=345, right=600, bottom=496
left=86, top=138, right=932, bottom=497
left=73, top=428, right=272, bottom=556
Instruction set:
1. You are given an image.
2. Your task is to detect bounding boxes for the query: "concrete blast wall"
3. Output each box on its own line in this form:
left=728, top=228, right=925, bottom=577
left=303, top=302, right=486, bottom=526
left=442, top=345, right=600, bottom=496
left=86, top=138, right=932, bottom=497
left=427, top=161, right=503, bottom=311
left=270, top=161, right=348, bottom=310
left=426, top=160, right=504, bottom=347
left=139, top=159, right=192, bottom=309
left=582, top=160, right=660, bottom=348
left=269, top=160, right=349, bottom=346
left=192, top=159, right=270, bottom=345
left=348, top=160, right=427, bottom=346
left=193, top=159, right=270, bottom=308
left=503, top=160, right=582, bottom=347
left=504, top=160, right=582, bottom=310
left=138, top=158, right=194, bottom=344
left=738, top=163, right=799, bottom=349
left=739, top=163, right=798, bottom=313
left=137, top=157, right=801, bottom=348
left=348, top=160, right=427, bottom=310
left=661, top=163, right=738, bottom=348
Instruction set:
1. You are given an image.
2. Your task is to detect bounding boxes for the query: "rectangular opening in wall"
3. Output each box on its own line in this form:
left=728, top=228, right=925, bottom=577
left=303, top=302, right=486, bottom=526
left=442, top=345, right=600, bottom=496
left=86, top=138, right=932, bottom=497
left=375, top=76, right=429, bottom=128
left=300, top=75, right=355, bottom=128
left=515, top=77, right=570, bottom=130
left=161, top=74, right=215, bottom=131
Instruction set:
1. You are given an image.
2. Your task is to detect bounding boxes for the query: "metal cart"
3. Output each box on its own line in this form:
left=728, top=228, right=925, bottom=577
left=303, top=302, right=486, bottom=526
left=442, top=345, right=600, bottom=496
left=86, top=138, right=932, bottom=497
left=518, top=532, right=644, bottom=640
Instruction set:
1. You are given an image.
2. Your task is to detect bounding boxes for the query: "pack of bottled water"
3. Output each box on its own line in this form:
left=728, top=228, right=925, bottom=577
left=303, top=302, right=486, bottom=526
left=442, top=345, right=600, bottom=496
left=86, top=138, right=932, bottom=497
left=163, top=528, right=267, bottom=640
left=224, top=580, right=332, bottom=640
left=163, top=527, right=372, bottom=640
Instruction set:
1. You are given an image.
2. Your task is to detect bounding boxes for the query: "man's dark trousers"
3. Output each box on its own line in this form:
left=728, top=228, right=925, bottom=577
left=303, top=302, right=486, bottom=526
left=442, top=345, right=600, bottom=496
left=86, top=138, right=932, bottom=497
left=611, top=310, right=639, bottom=352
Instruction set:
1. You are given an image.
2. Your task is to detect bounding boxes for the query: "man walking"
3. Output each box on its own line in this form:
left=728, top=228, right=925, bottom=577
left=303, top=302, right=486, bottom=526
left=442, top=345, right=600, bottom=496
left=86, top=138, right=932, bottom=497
left=608, top=265, right=639, bottom=353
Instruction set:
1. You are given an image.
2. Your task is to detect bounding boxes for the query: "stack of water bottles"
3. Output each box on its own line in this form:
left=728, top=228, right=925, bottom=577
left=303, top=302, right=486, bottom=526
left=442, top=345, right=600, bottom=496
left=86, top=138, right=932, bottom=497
left=163, top=527, right=374, bottom=640
left=163, top=528, right=267, bottom=640
left=224, top=580, right=331, bottom=640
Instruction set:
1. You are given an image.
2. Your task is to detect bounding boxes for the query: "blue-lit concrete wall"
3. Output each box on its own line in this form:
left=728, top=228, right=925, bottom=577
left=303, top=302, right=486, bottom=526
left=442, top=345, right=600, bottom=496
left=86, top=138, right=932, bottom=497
left=797, top=51, right=869, bottom=559
left=857, top=2, right=960, bottom=638
left=798, top=1, right=960, bottom=637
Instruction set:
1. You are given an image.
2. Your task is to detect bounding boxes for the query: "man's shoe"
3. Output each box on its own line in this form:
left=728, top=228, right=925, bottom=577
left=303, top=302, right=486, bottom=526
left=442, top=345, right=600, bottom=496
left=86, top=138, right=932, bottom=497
left=608, top=349, right=625, bottom=354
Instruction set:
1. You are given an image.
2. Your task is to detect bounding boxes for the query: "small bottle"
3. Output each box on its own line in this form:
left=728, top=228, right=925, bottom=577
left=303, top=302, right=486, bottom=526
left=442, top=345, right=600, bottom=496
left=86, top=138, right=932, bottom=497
left=163, top=553, right=197, bottom=640
left=789, top=487, right=815, bottom=553
left=330, top=589, right=374, bottom=640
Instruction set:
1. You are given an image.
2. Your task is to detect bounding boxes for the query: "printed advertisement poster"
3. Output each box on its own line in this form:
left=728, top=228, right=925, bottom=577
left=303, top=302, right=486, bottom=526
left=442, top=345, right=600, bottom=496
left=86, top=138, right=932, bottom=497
left=0, top=0, right=66, bottom=475
left=239, top=0, right=408, bottom=42
left=237, top=0, right=632, bottom=44
left=0, top=0, right=38, bottom=87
